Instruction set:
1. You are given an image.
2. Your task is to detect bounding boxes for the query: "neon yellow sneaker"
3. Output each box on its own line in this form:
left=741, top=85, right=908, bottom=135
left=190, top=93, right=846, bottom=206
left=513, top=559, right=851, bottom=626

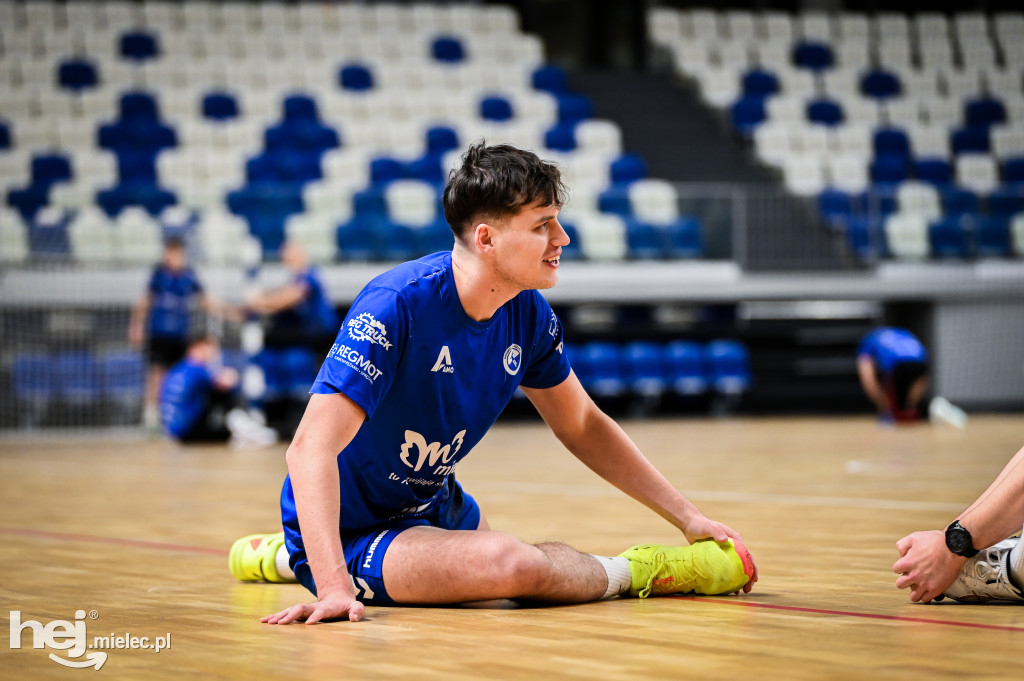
left=229, top=531, right=289, bottom=583
left=619, top=538, right=754, bottom=598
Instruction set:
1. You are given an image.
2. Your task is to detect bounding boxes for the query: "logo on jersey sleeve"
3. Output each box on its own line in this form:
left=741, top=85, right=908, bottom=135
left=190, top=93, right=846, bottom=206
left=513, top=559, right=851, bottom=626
left=503, top=344, right=522, bottom=375
left=327, top=343, right=384, bottom=383
left=431, top=345, right=454, bottom=373
left=347, top=312, right=392, bottom=350
left=399, top=429, right=466, bottom=476
left=548, top=311, right=559, bottom=338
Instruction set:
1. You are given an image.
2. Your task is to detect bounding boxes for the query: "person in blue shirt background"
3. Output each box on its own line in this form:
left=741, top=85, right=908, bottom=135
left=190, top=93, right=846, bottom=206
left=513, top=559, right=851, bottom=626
left=246, top=241, right=341, bottom=361
left=160, top=335, right=276, bottom=447
left=857, top=327, right=930, bottom=423
left=130, top=237, right=238, bottom=430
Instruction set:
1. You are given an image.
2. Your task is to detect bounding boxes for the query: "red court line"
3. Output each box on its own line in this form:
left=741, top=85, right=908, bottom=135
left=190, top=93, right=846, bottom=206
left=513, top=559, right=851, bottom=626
left=673, top=596, right=1024, bottom=633
left=0, top=526, right=229, bottom=556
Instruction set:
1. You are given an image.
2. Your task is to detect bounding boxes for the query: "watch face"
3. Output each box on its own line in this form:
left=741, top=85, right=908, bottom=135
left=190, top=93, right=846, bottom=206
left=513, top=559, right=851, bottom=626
left=946, top=525, right=972, bottom=554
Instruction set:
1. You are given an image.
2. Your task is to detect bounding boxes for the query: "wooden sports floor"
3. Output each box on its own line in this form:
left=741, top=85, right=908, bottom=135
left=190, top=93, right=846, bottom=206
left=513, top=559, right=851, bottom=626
left=2, top=414, right=1022, bottom=680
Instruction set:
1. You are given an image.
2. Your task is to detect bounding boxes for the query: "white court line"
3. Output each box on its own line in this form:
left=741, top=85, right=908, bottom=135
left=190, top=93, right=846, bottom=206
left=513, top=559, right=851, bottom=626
left=470, top=481, right=964, bottom=513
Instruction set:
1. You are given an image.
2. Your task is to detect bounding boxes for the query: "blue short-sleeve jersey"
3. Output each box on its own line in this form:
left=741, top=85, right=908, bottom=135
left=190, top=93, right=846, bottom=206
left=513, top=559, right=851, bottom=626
left=147, top=266, right=203, bottom=339
left=159, top=358, right=215, bottom=438
left=281, top=252, right=571, bottom=531
left=271, top=267, right=340, bottom=336
left=858, top=327, right=928, bottom=374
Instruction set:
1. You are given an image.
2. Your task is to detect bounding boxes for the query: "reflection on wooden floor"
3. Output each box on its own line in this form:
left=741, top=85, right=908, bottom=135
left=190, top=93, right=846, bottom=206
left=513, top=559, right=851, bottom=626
left=2, top=415, right=1022, bottom=679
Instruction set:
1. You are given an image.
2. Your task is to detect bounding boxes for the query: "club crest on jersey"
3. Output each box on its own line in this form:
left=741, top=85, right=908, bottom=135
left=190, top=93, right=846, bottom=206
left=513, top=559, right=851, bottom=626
left=548, top=312, right=559, bottom=338
left=347, top=312, right=392, bottom=350
left=503, top=344, right=522, bottom=376
left=399, top=429, right=466, bottom=475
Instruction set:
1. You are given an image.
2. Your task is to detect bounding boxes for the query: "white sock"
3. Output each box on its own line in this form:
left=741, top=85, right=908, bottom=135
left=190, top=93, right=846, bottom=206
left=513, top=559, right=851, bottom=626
left=593, top=555, right=632, bottom=599
left=1009, top=530, right=1024, bottom=591
left=274, top=544, right=295, bottom=581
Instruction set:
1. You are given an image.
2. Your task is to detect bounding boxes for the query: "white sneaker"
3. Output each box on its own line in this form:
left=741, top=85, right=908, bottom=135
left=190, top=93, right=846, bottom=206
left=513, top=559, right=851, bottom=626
left=940, top=539, right=1024, bottom=603
left=227, top=408, right=279, bottom=449
left=929, top=396, right=968, bottom=429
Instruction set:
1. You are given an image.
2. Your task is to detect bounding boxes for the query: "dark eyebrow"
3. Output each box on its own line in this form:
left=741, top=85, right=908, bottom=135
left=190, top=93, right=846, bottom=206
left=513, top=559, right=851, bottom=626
left=535, top=214, right=558, bottom=226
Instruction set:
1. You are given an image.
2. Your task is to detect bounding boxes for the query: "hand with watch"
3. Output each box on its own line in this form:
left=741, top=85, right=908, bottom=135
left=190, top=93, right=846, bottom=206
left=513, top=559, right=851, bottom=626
left=893, top=522, right=974, bottom=603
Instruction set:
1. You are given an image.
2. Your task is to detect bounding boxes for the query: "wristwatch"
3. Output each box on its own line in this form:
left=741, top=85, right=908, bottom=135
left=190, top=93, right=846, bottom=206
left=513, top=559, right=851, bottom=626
left=944, top=520, right=979, bottom=558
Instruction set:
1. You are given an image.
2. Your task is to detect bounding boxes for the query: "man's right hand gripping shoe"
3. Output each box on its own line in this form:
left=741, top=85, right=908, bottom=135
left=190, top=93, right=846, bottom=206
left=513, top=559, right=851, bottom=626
left=619, top=538, right=755, bottom=598
left=939, top=538, right=1024, bottom=603
left=229, top=532, right=289, bottom=583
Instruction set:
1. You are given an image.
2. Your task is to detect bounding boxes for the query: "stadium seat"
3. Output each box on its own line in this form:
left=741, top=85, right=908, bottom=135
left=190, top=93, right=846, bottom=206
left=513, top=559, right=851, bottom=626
left=965, top=96, right=1007, bottom=129
left=929, top=216, right=972, bottom=258
left=480, top=96, right=514, bottom=122
left=555, top=93, right=594, bottom=125
left=896, top=181, right=941, bottom=220
left=955, top=154, right=999, bottom=194
left=545, top=124, right=576, bottom=152
left=622, top=341, right=667, bottom=396
left=339, top=64, right=375, bottom=91
left=624, top=219, right=666, bottom=259
left=884, top=213, right=930, bottom=259
left=54, top=351, right=103, bottom=407
left=1004, top=158, right=1024, bottom=185
left=975, top=216, right=1012, bottom=257
left=987, top=187, right=1024, bottom=218
left=703, top=340, right=751, bottom=395
left=806, top=98, right=844, bottom=127
left=597, top=185, right=631, bottom=217
left=730, top=96, right=767, bottom=137
left=12, top=353, right=53, bottom=427
left=914, top=158, right=953, bottom=188
left=532, top=65, right=569, bottom=94
left=844, top=215, right=884, bottom=260
left=101, top=350, right=145, bottom=423
left=609, top=155, right=647, bottom=185
left=662, top=340, right=708, bottom=395
left=741, top=68, right=780, bottom=98
left=120, top=31, right=160, bottom=61
left=792, top=40, right=834, bottom=71
left=57, top=59, right=99, bottom=92
left=27, top=207, right=71, bottom=260
left=818, top=188, right=856, bottom=228
left=870, top=155, right=910, bottom=185
left=432, top=36, right=466, bottom=63
left=202, top=92, right=239, bottom=121
left=951, top=126, right=990, bottom=155
left=578, top=342, right=627, bottom=397
left=941, top=187, right=980, bottom=217
left=861, top=68, right=902, bottom=99
left=666, top=217, right=703, bottom=258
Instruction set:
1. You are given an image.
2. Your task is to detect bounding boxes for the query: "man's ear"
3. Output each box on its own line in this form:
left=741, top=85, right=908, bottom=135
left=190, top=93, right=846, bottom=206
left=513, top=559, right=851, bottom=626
left=474, top=222, right=497, bottom=253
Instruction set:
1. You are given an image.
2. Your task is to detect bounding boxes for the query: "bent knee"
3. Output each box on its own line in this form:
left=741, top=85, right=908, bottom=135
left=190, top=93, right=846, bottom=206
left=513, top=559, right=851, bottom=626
left=475, top=532, right=549, bottom=594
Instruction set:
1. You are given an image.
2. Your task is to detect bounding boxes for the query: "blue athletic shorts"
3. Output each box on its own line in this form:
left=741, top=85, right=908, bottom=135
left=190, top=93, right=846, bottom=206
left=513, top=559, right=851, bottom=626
left=285, top=478, right=481, bottom=605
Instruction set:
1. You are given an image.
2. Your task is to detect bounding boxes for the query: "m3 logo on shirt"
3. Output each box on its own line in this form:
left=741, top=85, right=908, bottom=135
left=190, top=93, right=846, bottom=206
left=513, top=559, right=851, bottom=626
left=347, top=312, right=392, bottom=350
left=399, top=429, right=466, bottom=476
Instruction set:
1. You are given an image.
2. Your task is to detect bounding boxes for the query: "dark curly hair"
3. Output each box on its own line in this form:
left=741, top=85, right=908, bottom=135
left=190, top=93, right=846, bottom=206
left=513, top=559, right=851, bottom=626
left=442, top=141, right=567, bottom=242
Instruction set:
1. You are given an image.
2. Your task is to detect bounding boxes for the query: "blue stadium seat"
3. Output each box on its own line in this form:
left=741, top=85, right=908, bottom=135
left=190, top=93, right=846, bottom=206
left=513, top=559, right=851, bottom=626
left=741, top=68, right=779, bottom=98
left=119, top=92, right=160, bottom=121
left=426, top=126, right=460, bottom=155
left=97, top=182, right=176, bottom=217
left=951, top=126, right=990, bottom=155
left=818, top=188, right=855, bottom=228
left=32, top=154, right=73, bottom=186
left=914, top=158, right=953, bottom=187
left=336, top=217, right=377, bottom=261
left=283, top=95, right=320, bottom=123
left=609, top=155, right=647, bottom=185
left=432, top=36, right=466, bottom=63
left=57, top=59, right=99, bottom=91
left=544, top=123, right=576, bottom=152
left=860, top=68, right=901, bottom=99
left=577, top=342, right=626, bottom=397
left=120, top=31, right=159, bottom=61
left=730, top=96, right=767, bottom=137
left=532, top=65, right=569, bottom=94
left=873, top=128, right=911, bottom=159
left=339, top=63, right=374, bottom=91
left=703, top=340, right=751, bottom=394
left=975, top=216, right=1012, bottom=257
left=792, top=40, right=833, bottom=71
left=1003, top=158, right=1024, bottom=184
left=202, top=92, right=239, bottom=121
left=622, top=341, right=667, bottom=396
left=480, top=95, right=514, bottom=122
left=54, top=351, right=103, bottom=406
left=844, top=215, right=883, bottom=260
left=27, top=208, right=71, bottom=259
left=12, top=352, right=52, bottom=425
left=662, top=341, right=708, bottom=395
left=870, top=155, right=909, bottom=185
left=416, top=219, right=455, bottom=256
left=597, top=185, right=631, bottom=216
left=666, top=217, right=703, bottom=258
left=807, top=98, right=844, bottom=127
left=625, top=219, right=666, bottom=259
left=8, top=184, right=51, bottom=223
left=929, top=216, right=971, bottom=258
left=560, top=221, right=583, bottom=260
left=369, top=157, right=406, bottom=185
left=375, top=221, right=418, bottom=261
left=941, top=187, right=980, bottom=217
left=405, top=154, right=446, bottom=184
left=0, top=121, right=9, bottom=149
left=965, top=96, right=1007, bottom=129
left=555, top=94, right=594, bottom=125
left=987, top=187, right=1024, bottom=217
left=101, top=350, right=145, bottom=403
left=351, top=186, right=388, bottom=218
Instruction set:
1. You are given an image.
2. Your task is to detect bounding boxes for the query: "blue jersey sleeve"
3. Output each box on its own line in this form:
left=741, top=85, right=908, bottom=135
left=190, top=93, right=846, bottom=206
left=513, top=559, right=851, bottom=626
left=309, top=286, right=408, bottom=419
left=520, top=295, right=571, bottom=390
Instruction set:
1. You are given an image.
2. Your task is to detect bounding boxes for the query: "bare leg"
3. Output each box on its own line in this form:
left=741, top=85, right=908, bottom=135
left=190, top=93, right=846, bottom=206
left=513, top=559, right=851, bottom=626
left=381, top=527, right=607, bottom=605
